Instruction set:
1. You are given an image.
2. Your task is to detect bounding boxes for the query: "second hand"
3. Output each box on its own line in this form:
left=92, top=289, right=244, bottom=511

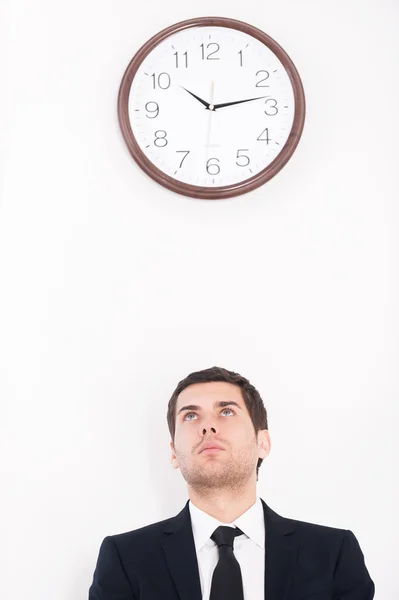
left=206, top=80, right=216, bottom=149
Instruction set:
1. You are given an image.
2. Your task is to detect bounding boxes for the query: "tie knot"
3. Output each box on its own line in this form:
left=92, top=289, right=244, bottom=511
left=211, top=526, right=244, bottom=548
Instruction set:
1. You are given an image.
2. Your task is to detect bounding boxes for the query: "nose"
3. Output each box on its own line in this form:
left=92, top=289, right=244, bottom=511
left=201, top=426, right=216, bottom=436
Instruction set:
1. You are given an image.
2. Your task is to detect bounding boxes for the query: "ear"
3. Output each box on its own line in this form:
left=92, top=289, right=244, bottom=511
left=258, top=429, right=271, bottom=460
left=170, top=440, right=179, bottom=470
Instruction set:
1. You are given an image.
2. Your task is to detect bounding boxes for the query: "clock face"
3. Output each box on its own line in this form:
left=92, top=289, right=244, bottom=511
left=118, top=18, right=305, bottom=199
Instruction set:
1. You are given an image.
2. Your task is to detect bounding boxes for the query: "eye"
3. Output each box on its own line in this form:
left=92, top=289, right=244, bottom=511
left=183, top=408, right=236, bottom=421
left=221, top=408, right=235, bottom=416
left=184, top=412, right=197, bottom=421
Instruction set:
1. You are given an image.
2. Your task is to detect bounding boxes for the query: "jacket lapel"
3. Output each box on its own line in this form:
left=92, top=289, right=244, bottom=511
left=161, top=501, right=202, bottom=600
left=161, top=499, right=298, bottom=600
left=262, top=499, right=299, bottom=600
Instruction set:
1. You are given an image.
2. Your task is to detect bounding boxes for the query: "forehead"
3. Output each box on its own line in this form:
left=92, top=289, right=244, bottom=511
left=176, top=381, right=245, bottom=410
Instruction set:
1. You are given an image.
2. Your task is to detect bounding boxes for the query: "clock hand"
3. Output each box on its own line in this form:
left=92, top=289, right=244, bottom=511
left=213, top=96, right=269, bottom=110
left=206, top=80, right=215, bottom=148
left=181, top=86, right=212, bottom=110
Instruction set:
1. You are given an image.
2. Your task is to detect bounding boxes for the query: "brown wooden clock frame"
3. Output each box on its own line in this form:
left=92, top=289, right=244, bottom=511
left=117, top=16, right=306, bottom=200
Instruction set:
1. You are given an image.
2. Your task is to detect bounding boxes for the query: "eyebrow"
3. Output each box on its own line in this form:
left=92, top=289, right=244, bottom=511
left=177, top=401, right=243, bottom=416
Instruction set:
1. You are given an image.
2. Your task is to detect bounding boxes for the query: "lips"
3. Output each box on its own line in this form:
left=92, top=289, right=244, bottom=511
left=199, top=442, right=224, bottom=453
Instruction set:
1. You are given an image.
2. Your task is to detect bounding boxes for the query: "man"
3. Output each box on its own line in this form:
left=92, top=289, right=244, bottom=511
left=88, top=366, right=375, bottom=599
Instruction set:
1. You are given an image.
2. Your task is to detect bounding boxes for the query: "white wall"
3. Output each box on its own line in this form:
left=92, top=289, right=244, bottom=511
left=2, top=0, right=398, bottom=598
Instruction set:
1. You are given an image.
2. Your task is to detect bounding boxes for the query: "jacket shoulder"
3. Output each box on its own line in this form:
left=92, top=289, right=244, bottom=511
left=265, top=502, right=348, bottom=550
left=284, top=511, right=347, bottom=537
left=292, top=516, right=346, bottom=536
left=278, top=511, right=348, bottom=558
left=107, top=513, right=176, bottom=547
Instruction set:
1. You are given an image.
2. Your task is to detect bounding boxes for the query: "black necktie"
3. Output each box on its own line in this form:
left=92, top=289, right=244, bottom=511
left=210, top=526, right=245, bottom=600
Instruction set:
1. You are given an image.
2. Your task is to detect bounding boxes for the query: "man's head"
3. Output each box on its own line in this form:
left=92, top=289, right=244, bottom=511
left=167, top=367, right=270, bottom=492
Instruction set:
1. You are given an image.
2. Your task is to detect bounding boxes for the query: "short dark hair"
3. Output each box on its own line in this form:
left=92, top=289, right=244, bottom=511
left=167, top=366, right=268, bottom=479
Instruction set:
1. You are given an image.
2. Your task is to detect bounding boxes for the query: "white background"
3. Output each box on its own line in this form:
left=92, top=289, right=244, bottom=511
left=1, top=1, right=398, bottom=599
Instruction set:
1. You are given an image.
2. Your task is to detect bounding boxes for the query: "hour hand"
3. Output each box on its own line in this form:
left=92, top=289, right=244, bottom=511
left=213, top=96, right=268, bottom=110
left=181, top=86, right=211, bottom=110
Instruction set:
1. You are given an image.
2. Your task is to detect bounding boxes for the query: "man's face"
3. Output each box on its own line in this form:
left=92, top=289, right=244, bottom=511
left=170, top=381, right=270, bottom=490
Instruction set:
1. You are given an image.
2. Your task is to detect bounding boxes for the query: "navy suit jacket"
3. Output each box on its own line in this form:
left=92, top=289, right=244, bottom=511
left=88, top=499, right=374, bottom=600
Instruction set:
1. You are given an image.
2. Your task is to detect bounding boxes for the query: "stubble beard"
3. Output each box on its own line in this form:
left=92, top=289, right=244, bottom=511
left=175, top=444, right=256, bottom=493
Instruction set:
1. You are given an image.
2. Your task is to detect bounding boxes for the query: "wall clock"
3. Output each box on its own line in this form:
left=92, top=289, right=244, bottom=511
left=118, top=16, right=305, bottom=200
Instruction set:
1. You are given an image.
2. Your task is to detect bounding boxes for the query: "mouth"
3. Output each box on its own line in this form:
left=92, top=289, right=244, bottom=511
left=199, top=444, right=224, bottom=454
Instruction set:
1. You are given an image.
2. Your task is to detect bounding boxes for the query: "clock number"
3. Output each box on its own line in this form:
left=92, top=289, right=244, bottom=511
left=145, top=101, right=159, bottom=119
left=154, top=130, right=168, bottom=147
left=206, top=158, right=220, bottom=175
left=200, top=43, right=220, bottom=60
left=236, top=149, right=250, bottom=167
left=174, top=51, right=188, bottom=68
left=176, top=150, right=190, bottom=168
left=150, top=72, right=171, bottom=90
left=238, top=50, right=243, bottom=67
left=257, top=128, right=271, bottom=144
left=264, top=98, right=278, bottom=116
left=255, top=70, right=270, bottom=87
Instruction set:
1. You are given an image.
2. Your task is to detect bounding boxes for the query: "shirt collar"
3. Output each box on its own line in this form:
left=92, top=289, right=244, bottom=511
left=188, top=495, right=265, bottom=551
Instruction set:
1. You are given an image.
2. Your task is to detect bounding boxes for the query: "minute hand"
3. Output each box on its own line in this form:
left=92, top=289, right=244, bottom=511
left=213, top=96, right=268, bottom=110
left=181, top=86, right=211, bottom=109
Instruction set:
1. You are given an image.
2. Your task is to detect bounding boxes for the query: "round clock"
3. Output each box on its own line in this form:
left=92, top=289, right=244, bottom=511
left=118, top=16, right=305, bottom=200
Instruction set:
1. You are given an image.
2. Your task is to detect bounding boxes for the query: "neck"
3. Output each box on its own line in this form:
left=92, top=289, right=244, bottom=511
left=188, top=484, right=257, bottom=523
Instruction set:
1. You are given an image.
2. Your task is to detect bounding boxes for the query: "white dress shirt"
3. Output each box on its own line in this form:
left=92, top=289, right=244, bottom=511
left=188, top=496, right=265, bottom=600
